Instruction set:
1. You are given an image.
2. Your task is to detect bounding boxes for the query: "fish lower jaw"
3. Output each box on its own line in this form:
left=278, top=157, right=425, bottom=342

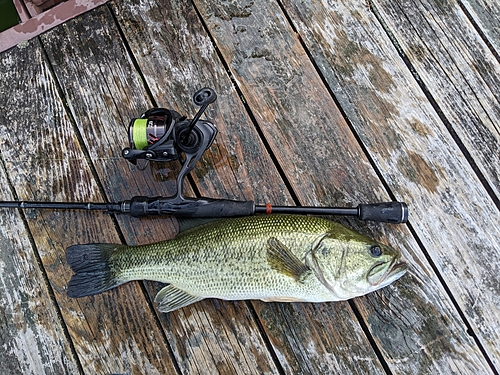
left=366, top=263, right=407, bottom=293
left=380, top=261, right=407, bottom=287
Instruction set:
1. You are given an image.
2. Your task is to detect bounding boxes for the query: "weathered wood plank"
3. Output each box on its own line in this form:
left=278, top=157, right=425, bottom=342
left=192, top=0, right=496, bottom=373
left=251, top=301, right=386, bottom=374
left=111, top=0, right=389, bottom=372
left=40, top=5, right=283, bottom=374
left=460, top=0, right=500, bottom=57
left=280, top=0, right=499, bottom=371
left=156, top=298, right=280, bottom=374
left=372, top=0, right=500, bottom=201
left=0, top=166, right=80, bottom=374
left=370, top=0, right=500, bottom=368
left=0, top=39, right=179, bottom=374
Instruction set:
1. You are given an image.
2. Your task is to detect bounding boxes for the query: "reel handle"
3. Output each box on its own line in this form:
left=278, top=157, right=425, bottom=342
left=193, top=87, right=217, bottom=107
left=181, top=88, right=217, bottom=145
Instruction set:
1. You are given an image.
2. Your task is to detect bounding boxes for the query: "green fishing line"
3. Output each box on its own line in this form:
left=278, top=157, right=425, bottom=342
left=132, top=119, right=149, bottom=150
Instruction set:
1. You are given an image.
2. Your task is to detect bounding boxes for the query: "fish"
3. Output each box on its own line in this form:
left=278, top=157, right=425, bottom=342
left=66, top=214, right=407, bottom=312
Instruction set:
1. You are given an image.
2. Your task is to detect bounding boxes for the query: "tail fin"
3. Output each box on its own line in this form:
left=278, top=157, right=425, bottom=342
left=66, top=244, right=126, bottom=298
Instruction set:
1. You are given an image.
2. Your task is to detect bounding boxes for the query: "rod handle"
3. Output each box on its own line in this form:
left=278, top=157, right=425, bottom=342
left=358, top=202, right=408, bottom=224
left=125, top=196, right=255, bottom=218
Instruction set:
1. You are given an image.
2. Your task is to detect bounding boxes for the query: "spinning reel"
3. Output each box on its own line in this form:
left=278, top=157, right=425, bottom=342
left=122, top=87, right=218, bottom=179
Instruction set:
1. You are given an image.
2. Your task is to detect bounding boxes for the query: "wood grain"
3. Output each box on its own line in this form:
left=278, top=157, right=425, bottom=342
left=460, top=0, right=500, bottom=57
left=370, top=0, right=500, bottom=368
left=110, top=0, right=292, bottom=204
left=372, top=0, right=500, bottom=201
left=0, top=38, right=179, bottom=375
left=280, top=0, right=499, bottom=371
left=0, top=166, right=80, bottom=374
left=193, top=0, right=496, bottom=373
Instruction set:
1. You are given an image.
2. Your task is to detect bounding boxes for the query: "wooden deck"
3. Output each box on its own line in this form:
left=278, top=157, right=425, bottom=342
left=0, top=0, right=499, bottom=373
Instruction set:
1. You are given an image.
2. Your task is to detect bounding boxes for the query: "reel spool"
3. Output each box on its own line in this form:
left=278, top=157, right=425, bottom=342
left=122, top=87, right=218, bottom=167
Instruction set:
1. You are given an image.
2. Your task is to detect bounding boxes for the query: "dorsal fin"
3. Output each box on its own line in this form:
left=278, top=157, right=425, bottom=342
left=176, top=218, right=219, bottom=233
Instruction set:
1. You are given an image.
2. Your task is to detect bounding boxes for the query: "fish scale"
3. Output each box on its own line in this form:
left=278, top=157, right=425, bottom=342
left=66, top=214, right=407, bottom=312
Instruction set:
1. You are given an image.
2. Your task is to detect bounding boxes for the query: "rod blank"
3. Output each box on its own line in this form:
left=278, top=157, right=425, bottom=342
left=0, top=201, right=120, bottom=211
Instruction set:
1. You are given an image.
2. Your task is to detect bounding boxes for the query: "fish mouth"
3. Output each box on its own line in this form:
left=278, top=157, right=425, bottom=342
left=367, top=256, right=408, bottom=287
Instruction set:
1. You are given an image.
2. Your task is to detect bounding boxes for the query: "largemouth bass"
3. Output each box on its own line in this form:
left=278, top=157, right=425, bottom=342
left=66, top=214, right=407, bottom=312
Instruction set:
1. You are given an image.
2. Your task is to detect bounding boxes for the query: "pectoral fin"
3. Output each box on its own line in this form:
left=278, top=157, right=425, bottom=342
left=154, top=285, right=204, bottom=312
left=266, top=237, right=311, bottom=283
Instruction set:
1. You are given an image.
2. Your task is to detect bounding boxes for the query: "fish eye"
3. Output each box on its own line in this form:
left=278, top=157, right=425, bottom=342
left=369, top=245, right=382, bottom=257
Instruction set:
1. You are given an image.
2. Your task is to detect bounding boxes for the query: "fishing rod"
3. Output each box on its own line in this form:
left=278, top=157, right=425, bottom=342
left=0, top=199, right=408, bottom=223
left=0, top=87, right=409, bottom=224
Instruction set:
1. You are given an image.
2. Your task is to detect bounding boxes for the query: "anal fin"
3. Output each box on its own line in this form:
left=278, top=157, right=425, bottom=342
left=266, top=237, right=311, bottom=283
left=154, top=284, right=204, bottom=313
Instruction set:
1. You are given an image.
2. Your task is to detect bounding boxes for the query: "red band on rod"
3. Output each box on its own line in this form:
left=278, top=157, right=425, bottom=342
left=265, top=203, right=272, bottom=214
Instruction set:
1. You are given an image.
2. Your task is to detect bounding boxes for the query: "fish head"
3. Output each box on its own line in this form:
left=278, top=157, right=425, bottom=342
left=311, top=227, right=407, bottom=300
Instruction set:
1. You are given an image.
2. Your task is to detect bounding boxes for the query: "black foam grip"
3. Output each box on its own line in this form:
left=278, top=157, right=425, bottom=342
left=127, top=196, right=255, bottom=218
left=189, top=199, right=255, bottom=217
left=358, top=202, right=409, bottom=223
